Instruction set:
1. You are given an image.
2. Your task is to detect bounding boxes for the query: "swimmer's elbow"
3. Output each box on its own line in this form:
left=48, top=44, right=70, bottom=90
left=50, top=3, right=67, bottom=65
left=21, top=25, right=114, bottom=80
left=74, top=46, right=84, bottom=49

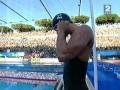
left=58, top=54, right=68, bottom=62
left=58, top=54, right=73, bottom=62
left=58, top=56, right=65, bottom=62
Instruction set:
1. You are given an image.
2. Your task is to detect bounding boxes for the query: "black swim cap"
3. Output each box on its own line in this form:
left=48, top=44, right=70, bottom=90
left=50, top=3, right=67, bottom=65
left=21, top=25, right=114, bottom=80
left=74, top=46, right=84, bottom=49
left=52, top=13, right=72, bottom=29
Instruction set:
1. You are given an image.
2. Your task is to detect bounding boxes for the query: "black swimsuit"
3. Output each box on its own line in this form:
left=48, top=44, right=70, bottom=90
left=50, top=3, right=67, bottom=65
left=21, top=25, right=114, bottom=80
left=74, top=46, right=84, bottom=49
left=63, top=57, right=88, bottom=90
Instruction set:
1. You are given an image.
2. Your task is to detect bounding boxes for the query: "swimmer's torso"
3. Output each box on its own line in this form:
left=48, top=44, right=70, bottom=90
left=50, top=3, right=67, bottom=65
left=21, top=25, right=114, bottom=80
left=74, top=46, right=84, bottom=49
left=68, top=25, right=94, bottom=62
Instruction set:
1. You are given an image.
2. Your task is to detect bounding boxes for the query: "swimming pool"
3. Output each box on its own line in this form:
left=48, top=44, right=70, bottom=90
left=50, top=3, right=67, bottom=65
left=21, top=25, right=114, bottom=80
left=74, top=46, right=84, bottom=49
left=0, top=80, right=54, bottom=90
left=0, top=64, right=63, bottom=90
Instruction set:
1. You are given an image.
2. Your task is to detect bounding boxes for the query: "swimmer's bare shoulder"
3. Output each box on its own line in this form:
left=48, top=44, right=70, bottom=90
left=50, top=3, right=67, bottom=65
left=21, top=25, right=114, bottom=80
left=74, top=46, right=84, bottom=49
left=71, top=24, right=93, bottom=46
left=75, top=25, right=94, bottom=61
left=76, top=25, right=93, bottom=38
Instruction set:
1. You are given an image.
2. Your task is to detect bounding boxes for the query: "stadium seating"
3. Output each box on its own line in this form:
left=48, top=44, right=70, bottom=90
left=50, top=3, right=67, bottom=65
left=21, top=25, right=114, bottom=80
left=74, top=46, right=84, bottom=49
left=0, top=24, right=119, bottom=58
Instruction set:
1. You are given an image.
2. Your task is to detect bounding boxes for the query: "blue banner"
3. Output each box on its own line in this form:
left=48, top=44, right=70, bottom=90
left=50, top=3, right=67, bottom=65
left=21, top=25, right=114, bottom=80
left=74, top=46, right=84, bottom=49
left=97, top=50, right=120, bottom=57
left=0, top=52, right=25, bottom=57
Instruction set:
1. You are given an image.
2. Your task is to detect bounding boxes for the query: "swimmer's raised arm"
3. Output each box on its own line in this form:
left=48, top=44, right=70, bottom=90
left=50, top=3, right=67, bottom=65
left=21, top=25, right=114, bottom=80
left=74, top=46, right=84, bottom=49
left=57, top=23, right=91, bottom=62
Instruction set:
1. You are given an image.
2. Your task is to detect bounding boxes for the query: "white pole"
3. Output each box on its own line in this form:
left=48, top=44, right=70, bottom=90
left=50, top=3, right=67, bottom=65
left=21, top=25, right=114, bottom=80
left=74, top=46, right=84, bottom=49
left=89, top=0, right=98, bottom=90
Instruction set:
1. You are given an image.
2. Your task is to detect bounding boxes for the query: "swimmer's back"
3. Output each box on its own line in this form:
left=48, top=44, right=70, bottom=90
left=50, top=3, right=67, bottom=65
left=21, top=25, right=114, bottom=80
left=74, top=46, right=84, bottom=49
left=77, top=25, right=94, bottom=61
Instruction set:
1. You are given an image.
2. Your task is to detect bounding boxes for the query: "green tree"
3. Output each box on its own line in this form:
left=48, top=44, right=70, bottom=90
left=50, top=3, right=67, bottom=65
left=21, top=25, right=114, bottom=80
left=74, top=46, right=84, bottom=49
left=35, top=19, right=52, bottom=31
left=11, top=23, right=35, bottom=32
left=96, top=15, right=107, bottom=25
left=0, top=26, right=13, bottom=33
left=116, top=17, right=120, bottom=23
left=96, top=14, right=118, bottom=25
left=72, top=15, right=89, bottom=24
left=106, top=14, right=118, bottom=24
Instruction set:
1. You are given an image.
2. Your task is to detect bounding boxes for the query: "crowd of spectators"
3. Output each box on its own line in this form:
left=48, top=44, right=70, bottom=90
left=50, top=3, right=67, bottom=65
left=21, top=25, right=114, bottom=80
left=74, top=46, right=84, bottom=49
left=0, top=24, right=119, bottom=58
left=96, top=24, right=120, bottom=50
left=0, top=30, right=57, bottom=58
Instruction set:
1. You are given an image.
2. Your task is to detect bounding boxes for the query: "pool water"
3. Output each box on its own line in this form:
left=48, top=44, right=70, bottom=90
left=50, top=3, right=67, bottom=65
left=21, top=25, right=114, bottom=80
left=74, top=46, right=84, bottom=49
left=0, top=64, right=63, bottom=90
left=0, top=81, right=54, bottom=90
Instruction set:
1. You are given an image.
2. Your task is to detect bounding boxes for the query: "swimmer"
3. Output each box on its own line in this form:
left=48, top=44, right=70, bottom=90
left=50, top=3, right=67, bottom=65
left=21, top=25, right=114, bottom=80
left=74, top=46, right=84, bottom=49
left=53, top=13, right=94, bottom=90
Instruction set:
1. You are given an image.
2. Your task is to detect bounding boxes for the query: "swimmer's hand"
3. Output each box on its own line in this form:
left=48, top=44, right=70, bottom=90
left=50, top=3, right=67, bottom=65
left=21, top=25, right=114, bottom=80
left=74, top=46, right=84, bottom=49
left=56, top=21, right=69, bottom=31
left=56, top=21, right=69, bottom=36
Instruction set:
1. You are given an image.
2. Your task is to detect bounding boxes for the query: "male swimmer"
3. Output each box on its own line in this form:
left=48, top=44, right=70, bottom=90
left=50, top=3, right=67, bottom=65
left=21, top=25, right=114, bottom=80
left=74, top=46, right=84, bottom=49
left=53, top=13, right=94, bottom=90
